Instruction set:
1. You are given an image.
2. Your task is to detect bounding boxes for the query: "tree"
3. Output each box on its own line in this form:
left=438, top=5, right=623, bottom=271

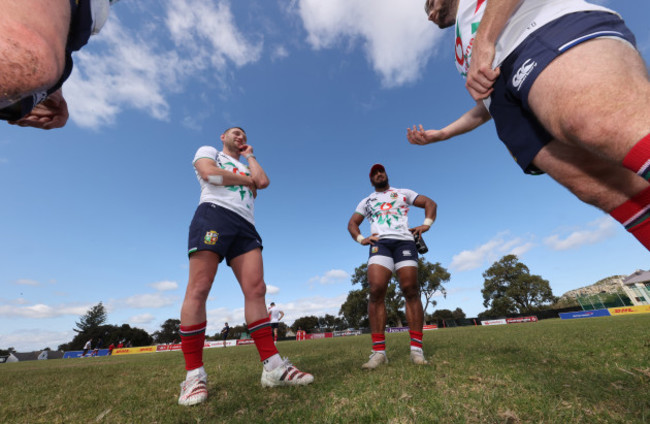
left=344, top=262, right=406, bottom=327
left=58, top=323, right=153, bottom=351
left=451, top=307, right=466, bottom=320
left=152, top=319, right=180, bottom=344
left=291, top=316, right=319, bottom=332
left=481, top=255, right=557, bottom=316
left=417, top=259, right=451, bottom=314
left=339, top=290, right=367, bottom=329
left=74, top=302, right=107, bottom=333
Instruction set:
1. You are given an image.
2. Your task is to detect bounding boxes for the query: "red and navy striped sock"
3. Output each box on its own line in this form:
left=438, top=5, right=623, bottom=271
left=180, top=321, right=206, bottom=371
left=409, top=330, right=424, bottom=351
left=248, top=317, right=278, bottom=362
left=371, top=333, right=385, bottom=352
left=623, top=133, right=650, bottom=180
left=611, top=186, right=650, bottom=251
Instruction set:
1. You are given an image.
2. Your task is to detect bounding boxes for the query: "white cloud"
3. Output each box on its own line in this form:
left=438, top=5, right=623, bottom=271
left=129, top=313, right=156, bottom=325
left=544, top=216, right=616, bottom=251
left=280, top=294, right=348, bottom=323
left=149, top=280, right=179, bottom=291
left=0, top=329, right=75, bottom=352
left=297, top=0, right=443, bottom=87
left=309, top=269, right=350, bottom=285
left=0, top=303, right=90, bottom=319
left=450, top=233, right=535, bottom=271
left=121, top=293, right=178, bottom=309
left=271, top=45, right=289, bottom=61
left=266, top=284, right=280, bottom=295
left=66, top=0, right=263, bottom=128
left=14, top=279, right=40, bottom=286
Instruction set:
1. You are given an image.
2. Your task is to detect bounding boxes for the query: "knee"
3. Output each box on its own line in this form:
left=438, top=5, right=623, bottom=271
left=243, top=279, right=267, bottom=300
left=0, top=26, right=66, bottom=104
left=401, top=283, right=420, bottom=301
left=368, top=286, right=386, bottom=303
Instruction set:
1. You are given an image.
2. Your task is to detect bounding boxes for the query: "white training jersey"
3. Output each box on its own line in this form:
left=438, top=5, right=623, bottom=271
left=454, top=0, right=617, bottom=77
left=269, top=305, right=282, bottom=323
left=354, top=187, right=419, bottom=241
left=193, top=146, right=255, bottom=225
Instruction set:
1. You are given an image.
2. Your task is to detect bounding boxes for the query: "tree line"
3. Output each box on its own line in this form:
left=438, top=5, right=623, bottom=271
left=12, top=254, right=558, bottom=352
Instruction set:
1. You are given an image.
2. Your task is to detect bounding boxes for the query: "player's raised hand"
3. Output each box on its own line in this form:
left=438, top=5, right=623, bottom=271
left=407, top=125, right=447, bottom=145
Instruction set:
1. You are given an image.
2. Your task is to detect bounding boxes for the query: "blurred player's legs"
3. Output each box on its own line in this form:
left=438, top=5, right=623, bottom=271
left=533, top=141, right=650, bottom=249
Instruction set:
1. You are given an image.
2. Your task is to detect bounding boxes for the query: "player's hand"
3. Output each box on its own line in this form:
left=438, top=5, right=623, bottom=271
left=240, top=144, right=254, bottom=157
left=407, top=125, right=447, bottom=145
left=359, top=234, right=379, bottom=246
left=8, top=89, right=69, bottom=129
left=410, top=225, right=430, bottom=238
left=465, top=41, right=500, bottom=100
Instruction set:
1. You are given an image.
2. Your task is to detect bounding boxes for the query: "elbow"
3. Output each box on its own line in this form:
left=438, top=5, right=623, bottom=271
left=255, top=178, right=270, bottom=189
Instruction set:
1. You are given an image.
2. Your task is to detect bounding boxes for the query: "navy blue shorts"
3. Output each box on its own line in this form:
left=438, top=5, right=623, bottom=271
left=188, top=203, right=263, bottom=266
left=368, top=239, right=418, bottom=270
left=489, top=11, right=636, bottom=174
left=0, top=0, right=93, bottom=121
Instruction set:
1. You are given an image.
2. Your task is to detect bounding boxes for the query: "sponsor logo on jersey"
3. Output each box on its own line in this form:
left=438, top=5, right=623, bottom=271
left=512, top=59, right=537, bottom=90
left=204, top=231, right=219, bottom=245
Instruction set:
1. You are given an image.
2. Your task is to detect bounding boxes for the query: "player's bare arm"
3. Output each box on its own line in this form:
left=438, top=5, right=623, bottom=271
left=407, top=101, right=491, bottom=145
left=347, top=213, right=377, bottom=245
left=194, top=157, right=257, bottom=194
left=8, top=89, right=68, bottom=129
left=466, top=0, right=520, bottom=100
left=409, top=195, right=437, bottom=237
left=240, top=144, right=270, bottom=190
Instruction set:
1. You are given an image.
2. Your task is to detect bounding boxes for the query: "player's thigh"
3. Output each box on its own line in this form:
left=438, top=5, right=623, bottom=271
left=187, top=251, right=220, bottom=296
left=396, top=266, right=418, bottom=295
left=529, top=39, right=650, bottom=159
left=367, top=263, right=392, bottom=299
left=532, top=140, right=648, bottom=212
left=0, top=0, right=70, bottom=97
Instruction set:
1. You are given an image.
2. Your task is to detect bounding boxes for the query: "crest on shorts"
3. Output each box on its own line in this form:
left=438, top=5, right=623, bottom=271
left=371, top=246, right=378, bottom=254
left=204, top=231, right=219, bottom=245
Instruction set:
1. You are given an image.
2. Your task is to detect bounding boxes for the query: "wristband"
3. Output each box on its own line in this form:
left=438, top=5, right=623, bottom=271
left=423, top=218, right=434, bottom=227
left=356, top=234, right=365, bottom=244
left=207, top=175, right=223, bottom=185
left=245, top=153, right=255, bottom=159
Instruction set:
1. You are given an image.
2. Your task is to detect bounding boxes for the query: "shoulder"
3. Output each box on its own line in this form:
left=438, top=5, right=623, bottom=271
left=193, top=146, right=218, bottom=163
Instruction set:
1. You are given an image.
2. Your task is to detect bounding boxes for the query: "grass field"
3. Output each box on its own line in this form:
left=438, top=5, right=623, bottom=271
left=1, top=315, right=648, bottom=423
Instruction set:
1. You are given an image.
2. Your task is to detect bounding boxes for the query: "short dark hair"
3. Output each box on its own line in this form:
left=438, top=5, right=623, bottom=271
left=424, top=0, right=433, bottom=14
left=223, top=127, right=246, bottom=136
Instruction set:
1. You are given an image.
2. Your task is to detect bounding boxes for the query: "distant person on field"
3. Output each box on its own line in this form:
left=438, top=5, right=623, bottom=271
left=81, top=338, right=92, bottom=357
left=108, top=343, right=115, bottom=356
left=220, top=322, right=230, bottom=345
left=408, top=0, right=650, bottom=250
left=347, top=164, right=437, bottom=369
left=0, top=0, right=120, bottom=129
left=178, top=127, right=314, bottom=407
left=268, top=302, right=284, bottom=343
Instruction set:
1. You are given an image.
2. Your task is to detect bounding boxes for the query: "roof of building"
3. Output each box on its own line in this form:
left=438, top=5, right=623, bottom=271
left=623, top=269, right=650, bottom=285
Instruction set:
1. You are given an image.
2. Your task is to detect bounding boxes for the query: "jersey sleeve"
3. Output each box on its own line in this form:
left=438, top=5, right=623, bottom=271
left=354, top=198, right=368, bottom=218
left=193, top=146, right=217, bottom=165
left=400, top=188, right=419, bottom=205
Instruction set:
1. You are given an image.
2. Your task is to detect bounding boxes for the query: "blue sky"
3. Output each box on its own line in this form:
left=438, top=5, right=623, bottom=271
left=1, top=0, right=648, bottom=352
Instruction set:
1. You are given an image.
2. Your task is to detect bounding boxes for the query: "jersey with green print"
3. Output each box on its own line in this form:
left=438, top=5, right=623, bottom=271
left=193, top=145, right=256, bottom=225
left=354, top=187, right=419, bottom=241
left=454, top=0, right=615, bottom=78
